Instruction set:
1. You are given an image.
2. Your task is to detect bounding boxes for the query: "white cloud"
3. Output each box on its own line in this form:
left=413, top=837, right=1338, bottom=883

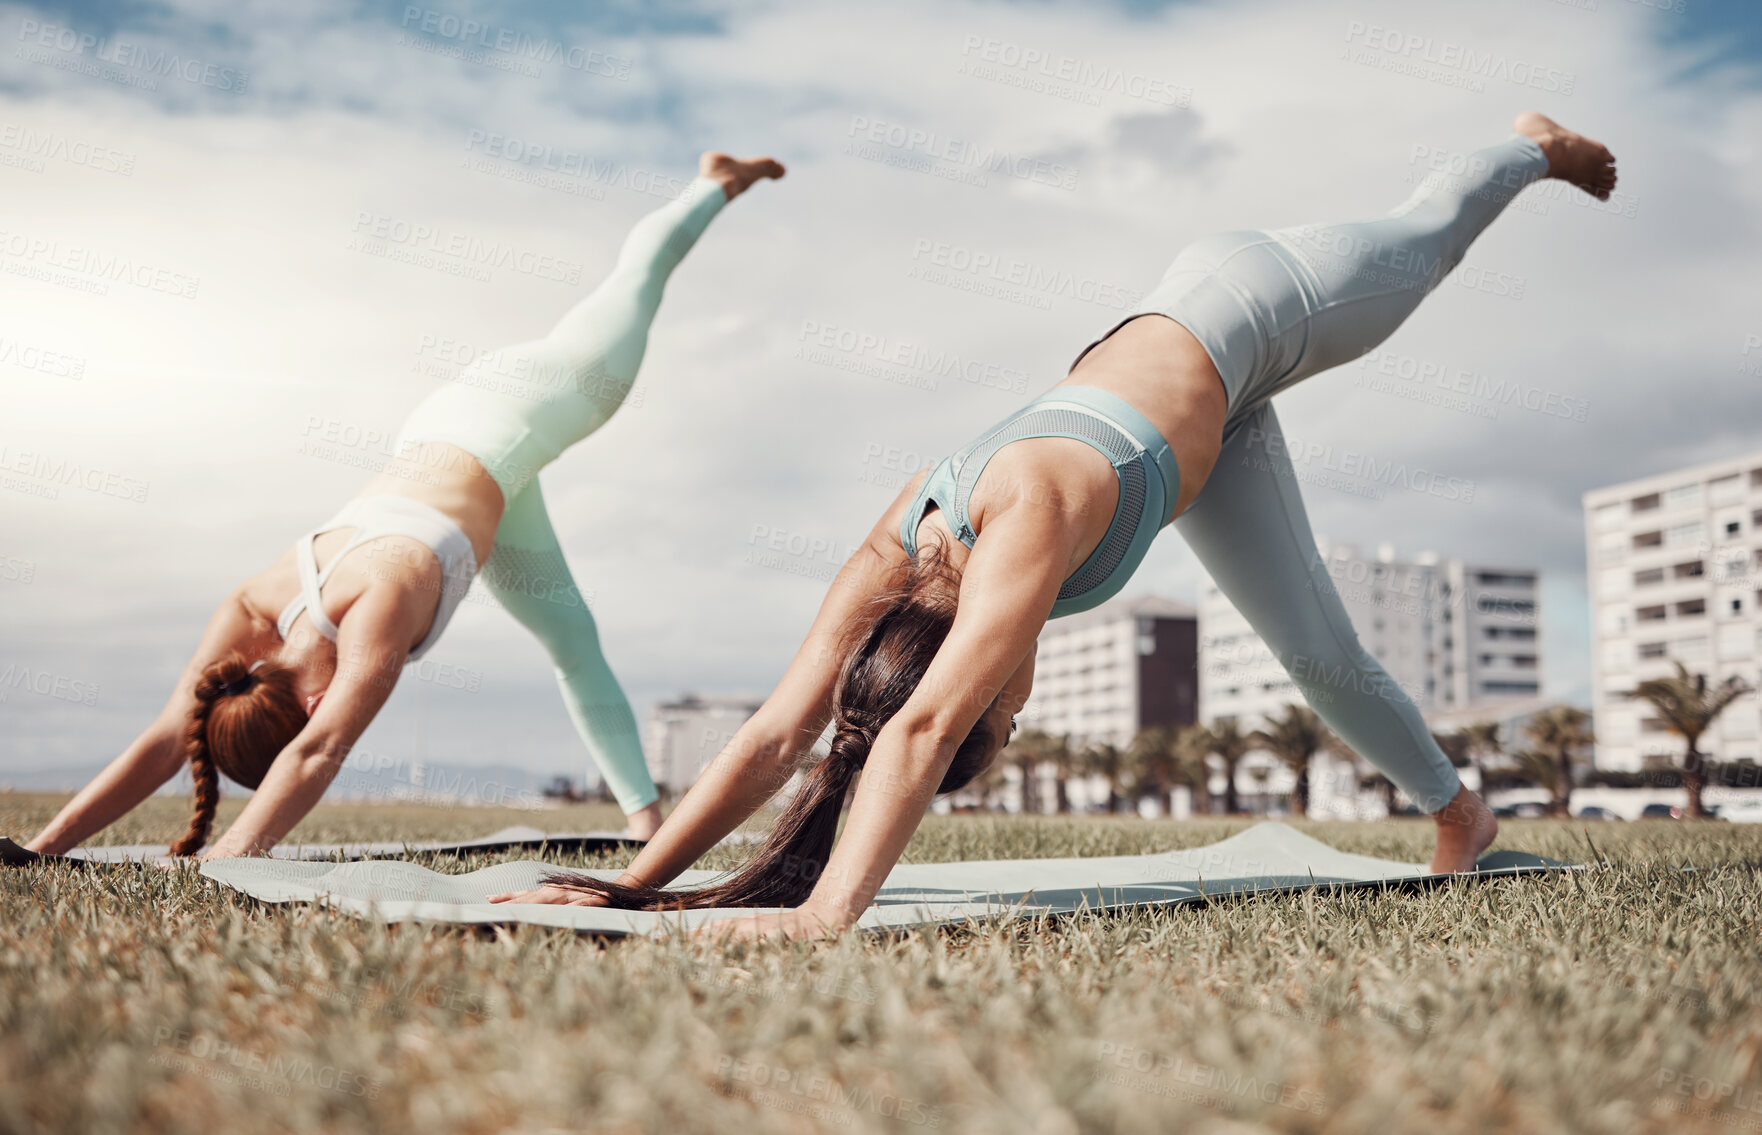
left=2, top=0, right=1757, bottom=779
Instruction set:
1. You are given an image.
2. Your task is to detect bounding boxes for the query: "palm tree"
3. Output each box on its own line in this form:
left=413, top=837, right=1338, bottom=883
left=1203, top=716, right=1253, bottom=815
left=1248, top=704, right=1333, bottom=819
left=1507, top=747, right=1562, bottom=799
left=1080, top=742, right=1127, bottom=813
left=1459, top=720, right=1503, bottom=792
left=1522, top=705, right=1594, bottom=818
left=1125, top=726, right=1183, bottom=816
left=1008, top=728, right=1065, bottom=815
left=1172, top=724, right=1216, bottom=815
left=1626, top=662, right=1754, bottom=819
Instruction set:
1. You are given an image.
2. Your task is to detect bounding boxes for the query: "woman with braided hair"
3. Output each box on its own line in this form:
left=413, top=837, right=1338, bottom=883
left=24, top=152, right=785, bottom=860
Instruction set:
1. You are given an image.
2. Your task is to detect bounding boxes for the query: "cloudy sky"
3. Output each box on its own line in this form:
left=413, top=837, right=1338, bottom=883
left=3, top=0, right=1759, bottom=789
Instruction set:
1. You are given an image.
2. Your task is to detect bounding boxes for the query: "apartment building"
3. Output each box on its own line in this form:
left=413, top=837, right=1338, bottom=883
left=1024, top=596, right=1199, bottom=749
left=1585, top=452, right=1762, bottom=770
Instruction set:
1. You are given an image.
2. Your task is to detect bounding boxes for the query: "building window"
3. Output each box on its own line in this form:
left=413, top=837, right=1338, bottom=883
left=1636, top=605, right=1668, bottom=623
left=1664, top=483, right=1704, bottom=510
left=1727, top=521, right=1743, bottom=538
left=1666, top=522, right=1706, bottom=547
left=1638, top=642, right=1667, bottom=659
left=1634, top=568, right=1664, bottom=586
left=1632, top=493, right=1660, bottom=512
left=1673, top=561, right=1705, bottom=579
left=1676, top=599, right=1706, bottom=617
left=1634, top=531, right=1663, bottom=549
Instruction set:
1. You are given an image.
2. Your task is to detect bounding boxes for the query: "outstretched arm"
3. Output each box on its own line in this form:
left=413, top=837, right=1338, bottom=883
left=714, top=502, right=1066, bottom=939
left=493, top=478, right=927, bottom=905
left=201, top=596, right=407, bottom=859
left=25, top=590, right=274, bottom=855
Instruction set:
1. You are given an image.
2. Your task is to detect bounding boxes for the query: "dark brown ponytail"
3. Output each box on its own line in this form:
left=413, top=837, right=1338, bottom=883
left=169, top=654, right=307, bottom=856
left=541, top=544, right=998, bottom=909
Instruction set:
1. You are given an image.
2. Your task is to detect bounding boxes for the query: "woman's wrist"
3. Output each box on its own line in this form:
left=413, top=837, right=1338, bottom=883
left=799, top=895, right=865, bottom=929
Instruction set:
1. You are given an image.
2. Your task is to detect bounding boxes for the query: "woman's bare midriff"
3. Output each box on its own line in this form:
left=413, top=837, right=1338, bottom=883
left=235, top=441, right=507, bottom=659
left=906, top=316, right=1228, bottom=574
left=1061, top=314, right=1227, bottom=520
left=357, top=441, right=507, bottom=564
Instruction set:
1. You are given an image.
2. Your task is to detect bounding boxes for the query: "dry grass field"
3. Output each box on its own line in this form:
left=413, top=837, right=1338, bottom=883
left=2, top=792, right=1760, bottom=1135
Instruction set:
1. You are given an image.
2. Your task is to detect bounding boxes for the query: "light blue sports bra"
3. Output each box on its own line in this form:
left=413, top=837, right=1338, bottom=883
left=899, top=384, right=1180, bottom=619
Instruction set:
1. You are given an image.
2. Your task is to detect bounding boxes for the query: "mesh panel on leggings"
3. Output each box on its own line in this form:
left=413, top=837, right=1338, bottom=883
left=482, top=544, right=582, bottom=612
left=951, top=407, right=1149, bottom=604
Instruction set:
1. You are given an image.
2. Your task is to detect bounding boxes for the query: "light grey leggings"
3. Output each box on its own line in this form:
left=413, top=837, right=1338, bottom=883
left=1155, top=134, right=1550, bottom=813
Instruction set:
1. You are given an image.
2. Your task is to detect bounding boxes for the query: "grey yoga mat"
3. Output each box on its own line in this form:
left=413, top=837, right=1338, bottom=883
left=198, top=822, right=1574, bottom=937
left=0, top=825, right=643, bottom=868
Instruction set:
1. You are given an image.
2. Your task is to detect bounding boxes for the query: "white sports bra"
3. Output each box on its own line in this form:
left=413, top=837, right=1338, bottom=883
left=275, top=496, right=479, bottom=662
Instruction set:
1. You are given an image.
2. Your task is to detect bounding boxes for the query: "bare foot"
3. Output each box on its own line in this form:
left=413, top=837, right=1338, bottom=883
left=624, top=801, right=663, bottom=842
left=699, top=151, right=786, bottom=202
left=1513, top=111, right=1617, bottom=200
left=1430, top=786, right=1498, bottom=873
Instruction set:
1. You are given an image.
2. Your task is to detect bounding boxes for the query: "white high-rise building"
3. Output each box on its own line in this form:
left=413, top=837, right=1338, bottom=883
left=1025, top=596, right=1198, bottom=749
left=1198, top=541, right=1542, bottom=735
left=645, top=694, right=763, bottom=796
left=1584, top=452, right=1762, bottom=771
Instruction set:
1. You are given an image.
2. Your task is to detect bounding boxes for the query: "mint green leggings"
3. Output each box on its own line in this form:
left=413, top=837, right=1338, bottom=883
left=396, top=178, right=727, bottom=813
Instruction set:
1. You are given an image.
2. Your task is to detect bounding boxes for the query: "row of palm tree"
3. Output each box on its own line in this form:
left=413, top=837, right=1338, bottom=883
left=974, top=661, right=1751, bottom=819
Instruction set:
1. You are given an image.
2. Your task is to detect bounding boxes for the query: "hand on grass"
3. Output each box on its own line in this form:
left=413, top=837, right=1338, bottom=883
left=696, top=903, right=854, bottom=943
left=486, top=886, right=611, bottom=906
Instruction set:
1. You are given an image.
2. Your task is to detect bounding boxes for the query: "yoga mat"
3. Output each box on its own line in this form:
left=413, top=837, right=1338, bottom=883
left=198, top=822, right=1574, bottom=936
left=0, top=825, right=644, bottom=868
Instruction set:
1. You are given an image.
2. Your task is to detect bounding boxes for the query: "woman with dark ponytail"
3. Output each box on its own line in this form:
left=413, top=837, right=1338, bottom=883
left=518, top=547, right=1002, bottom=912
left=495, top=114, right=1618, bottom=937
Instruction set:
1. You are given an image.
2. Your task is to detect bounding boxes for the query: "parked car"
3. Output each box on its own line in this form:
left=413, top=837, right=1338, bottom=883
left=1573, top=806, right=1622, bottom=821
left=1493, top=802, right=1548, bottom=819
left=1717, top=799, right=1762, bottom=824
left=1638, top=803, right=1683, bottom=820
